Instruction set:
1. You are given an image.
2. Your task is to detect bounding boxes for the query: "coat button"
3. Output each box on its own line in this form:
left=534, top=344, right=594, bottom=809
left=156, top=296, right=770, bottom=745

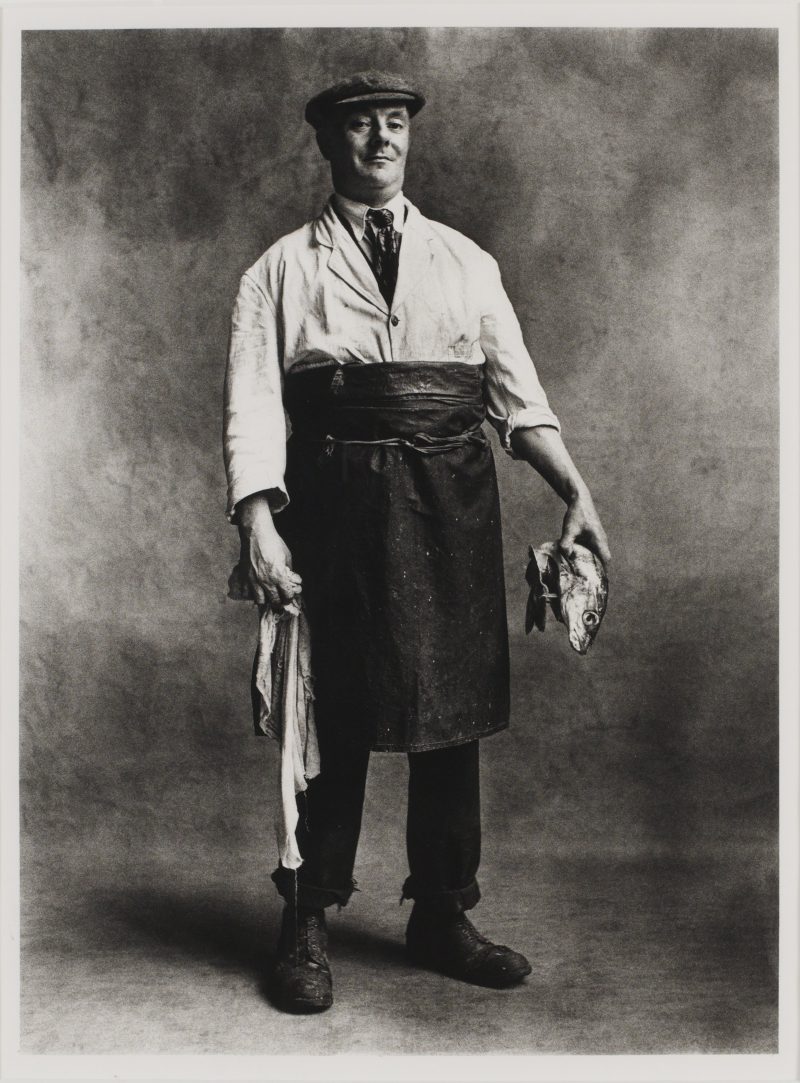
left=390, top=314, right=400, bottom=326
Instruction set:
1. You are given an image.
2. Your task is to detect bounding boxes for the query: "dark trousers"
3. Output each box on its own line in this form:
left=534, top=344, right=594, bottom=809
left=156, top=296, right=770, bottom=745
left=272, top=738, right=482, bottom=917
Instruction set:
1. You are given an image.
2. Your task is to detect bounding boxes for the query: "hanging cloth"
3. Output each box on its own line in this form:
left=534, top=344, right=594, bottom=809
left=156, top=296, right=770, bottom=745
left=228, top=568, right=319, bottom=870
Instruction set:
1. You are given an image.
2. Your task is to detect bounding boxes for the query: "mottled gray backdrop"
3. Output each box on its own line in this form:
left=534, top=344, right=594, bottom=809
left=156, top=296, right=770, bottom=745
left=20, top=27, right=778, bottom=1054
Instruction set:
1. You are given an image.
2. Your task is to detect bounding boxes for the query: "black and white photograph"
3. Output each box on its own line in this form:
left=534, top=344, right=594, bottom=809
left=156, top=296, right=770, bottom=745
left=2, top=2, right=797, bottom=1079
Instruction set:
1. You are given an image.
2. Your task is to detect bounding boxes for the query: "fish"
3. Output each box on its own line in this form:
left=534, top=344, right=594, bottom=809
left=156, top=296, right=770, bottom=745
left=525, top=541, right=608, bottom=655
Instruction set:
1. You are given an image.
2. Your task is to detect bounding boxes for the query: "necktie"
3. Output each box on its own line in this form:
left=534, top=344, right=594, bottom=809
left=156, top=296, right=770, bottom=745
left=365, top=207, right=400, bottom=305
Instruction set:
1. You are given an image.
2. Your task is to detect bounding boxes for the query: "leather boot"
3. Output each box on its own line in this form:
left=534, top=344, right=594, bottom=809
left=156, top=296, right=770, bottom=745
left=406, top=904, right=532, bottom=988
left=272, top=905, right=333, bottom=1013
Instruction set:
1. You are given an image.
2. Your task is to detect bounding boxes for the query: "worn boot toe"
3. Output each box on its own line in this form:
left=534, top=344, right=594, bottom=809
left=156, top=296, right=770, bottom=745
left=406, top=906, right=531, bottom=989
left=272, top=906, right=333, bottom=1013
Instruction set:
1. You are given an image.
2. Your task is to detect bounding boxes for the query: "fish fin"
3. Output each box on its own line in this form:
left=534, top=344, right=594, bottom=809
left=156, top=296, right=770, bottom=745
left=525, top=589, right=548, bottom=634
left=525, top=590, right=536, bottom=633
left=544, top=555, right=564, bottom=624
left=526, top=549, right=546, bottom=590
left=525, top=550, right=549, bottom=633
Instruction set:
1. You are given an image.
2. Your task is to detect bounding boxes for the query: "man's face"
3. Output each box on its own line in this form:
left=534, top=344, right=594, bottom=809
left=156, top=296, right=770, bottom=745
left=319, top=103, right=410, bottom=203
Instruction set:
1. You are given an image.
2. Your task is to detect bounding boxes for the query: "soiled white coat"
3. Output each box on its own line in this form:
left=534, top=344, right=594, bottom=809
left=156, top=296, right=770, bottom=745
left=223, top=195, right=560, bottom=518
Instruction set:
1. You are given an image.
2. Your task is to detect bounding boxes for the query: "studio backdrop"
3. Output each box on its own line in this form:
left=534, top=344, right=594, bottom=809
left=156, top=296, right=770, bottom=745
left=19, top=26, right=778, bottom=1055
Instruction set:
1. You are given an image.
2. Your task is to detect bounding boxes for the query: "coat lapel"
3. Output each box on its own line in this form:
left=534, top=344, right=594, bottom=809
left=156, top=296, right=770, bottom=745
left=392, top=201, right=435, bottom=311
left=314, top=198, right=436, bottom=315
left=314, top=202, right=388, bottom=316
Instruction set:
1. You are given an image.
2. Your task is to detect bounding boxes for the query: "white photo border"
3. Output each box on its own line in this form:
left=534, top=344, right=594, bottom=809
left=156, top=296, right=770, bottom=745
left=1, top=3, right=797, bottom=1081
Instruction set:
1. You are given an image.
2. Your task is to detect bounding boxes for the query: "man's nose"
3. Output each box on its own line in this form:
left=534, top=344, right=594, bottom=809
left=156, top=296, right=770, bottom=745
left=368, top=121, right=391, bottom=145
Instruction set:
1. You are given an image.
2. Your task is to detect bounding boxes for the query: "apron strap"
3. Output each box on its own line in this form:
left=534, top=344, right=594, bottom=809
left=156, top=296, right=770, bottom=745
left=307, top=428, right=488, bottom=457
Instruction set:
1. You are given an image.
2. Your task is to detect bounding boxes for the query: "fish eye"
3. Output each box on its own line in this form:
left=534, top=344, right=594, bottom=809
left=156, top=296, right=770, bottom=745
left=582, top=611, right=599, bottom=627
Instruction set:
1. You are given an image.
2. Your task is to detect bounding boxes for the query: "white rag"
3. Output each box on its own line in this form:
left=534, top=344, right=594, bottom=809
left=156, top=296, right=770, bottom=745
left=228, top=567, right=320, bottom=869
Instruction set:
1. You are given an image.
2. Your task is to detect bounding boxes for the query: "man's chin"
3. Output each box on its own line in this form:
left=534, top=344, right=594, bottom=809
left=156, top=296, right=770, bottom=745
left=335, top=169, right=403, bottom=202
left=359, top=175, right=400, bottom=194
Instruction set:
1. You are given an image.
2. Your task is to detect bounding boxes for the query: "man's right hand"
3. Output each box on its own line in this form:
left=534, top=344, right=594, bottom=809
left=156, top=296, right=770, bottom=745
left=234, top=492, right=302, bottom=609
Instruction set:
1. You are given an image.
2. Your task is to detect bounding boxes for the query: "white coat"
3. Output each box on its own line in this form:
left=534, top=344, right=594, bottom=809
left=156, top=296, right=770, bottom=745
left=223, top=196, right=560, bottom=518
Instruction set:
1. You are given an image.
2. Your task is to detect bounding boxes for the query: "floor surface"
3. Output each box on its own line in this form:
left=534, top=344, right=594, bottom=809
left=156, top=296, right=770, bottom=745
left=21, top=845, right=777, bottom=1055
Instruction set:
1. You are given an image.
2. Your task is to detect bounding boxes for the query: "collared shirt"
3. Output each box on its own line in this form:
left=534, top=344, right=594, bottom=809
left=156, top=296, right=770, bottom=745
left=332, top=190, right=407, bottom=267
left=224, top=195, right=561, bottom=519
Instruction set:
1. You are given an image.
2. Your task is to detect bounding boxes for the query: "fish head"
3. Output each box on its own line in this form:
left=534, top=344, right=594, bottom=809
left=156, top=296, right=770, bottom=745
left=556, top=545, right=609, bottom=654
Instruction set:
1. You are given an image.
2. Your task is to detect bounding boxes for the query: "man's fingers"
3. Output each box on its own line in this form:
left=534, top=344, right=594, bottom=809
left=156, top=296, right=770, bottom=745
left=275, top=564, right=302, bottom=590
left=573, top=531, right=611, bottom=567
left=596, top=536, right=612, bottom=566
left=583, top=523, right=611, bottom=566
left=265, top=586, right=284, bottom=610
left=558, top=513, right=611, bottom=567
left=276, top=575, right=303, bottom=605
left=248, top=572, right=268, bottom=606
left=247, top=570, right=275, bottom=608
left=558, top=526, right=578, bottom=558
left=247, top=565, right=302, bottom=609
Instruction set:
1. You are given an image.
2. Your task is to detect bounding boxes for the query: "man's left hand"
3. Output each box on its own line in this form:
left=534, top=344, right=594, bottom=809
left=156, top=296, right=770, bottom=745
left=559, top=492, right=611, bottom=566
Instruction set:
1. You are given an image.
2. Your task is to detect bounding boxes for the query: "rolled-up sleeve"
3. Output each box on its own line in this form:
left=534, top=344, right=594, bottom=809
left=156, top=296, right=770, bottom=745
left=479, top=255, right=560, bottom=453
left=223, top=271, right=288, bottom=520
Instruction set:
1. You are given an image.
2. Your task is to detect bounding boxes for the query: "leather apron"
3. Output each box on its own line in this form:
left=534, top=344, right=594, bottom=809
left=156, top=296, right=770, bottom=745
left=271, top=361, right=510, bottom=753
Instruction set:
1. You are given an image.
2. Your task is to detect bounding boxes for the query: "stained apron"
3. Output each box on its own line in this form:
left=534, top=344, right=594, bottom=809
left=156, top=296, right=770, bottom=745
left=270, top=361, right=510, bottom=753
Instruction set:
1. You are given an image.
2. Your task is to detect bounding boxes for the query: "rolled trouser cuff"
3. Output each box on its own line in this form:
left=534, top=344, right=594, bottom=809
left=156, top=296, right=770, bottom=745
left=271, top=865, right=357, bottom=910
left=400, top=876, right=480, bottom=916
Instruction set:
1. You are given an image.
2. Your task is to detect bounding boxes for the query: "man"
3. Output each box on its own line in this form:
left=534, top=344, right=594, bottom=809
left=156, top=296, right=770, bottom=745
left=224, top=71, right=610, bottom=1014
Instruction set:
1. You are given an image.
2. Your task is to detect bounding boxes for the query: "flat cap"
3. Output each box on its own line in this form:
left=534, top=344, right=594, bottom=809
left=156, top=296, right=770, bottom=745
left=305, top=70, right=425, bottom=128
